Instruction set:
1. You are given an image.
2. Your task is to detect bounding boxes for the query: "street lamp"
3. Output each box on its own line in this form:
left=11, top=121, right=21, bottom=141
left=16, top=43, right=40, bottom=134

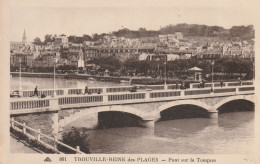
left=53, top=56, right=56, bottom=97
left=19, top=58, right=22, bottom=93
left=211, top=60, right=214, bottom=92
left=164, top=61, right=167, bottom=87
left=251, top=57, right=255, bottom=81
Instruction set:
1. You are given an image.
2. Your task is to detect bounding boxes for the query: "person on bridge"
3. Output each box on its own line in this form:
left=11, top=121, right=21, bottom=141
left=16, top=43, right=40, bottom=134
left=220, top=79, right=223, bottom=88
left=239, top=77, right=242, bottom=86
left=180, top=82, right=186, bottom=90
left=84, top=86, right=88, bottom=95
left=202, top=80, right=205, bottom=88
left=41, top=92, right=46, bottom=98
left=199, top=81, right=202, bottom=88
left=175, top=82, right=179, bottom=89
left=33, top=86, right=38, bottom=97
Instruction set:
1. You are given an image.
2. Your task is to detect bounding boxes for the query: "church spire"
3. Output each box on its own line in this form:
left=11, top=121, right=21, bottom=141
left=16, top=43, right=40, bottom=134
left=22, top=29, right=27, bottom=43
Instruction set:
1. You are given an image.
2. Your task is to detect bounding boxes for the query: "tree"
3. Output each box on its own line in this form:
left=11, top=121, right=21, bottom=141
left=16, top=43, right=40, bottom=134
left=44, top=34, right=54, bottom=44
left=59, top=127, right=90, bottom=154
left=89, top=56, right=122, bottom=72
left=230, top=25, right=254, bottom=39
left=82, top=34, right=92, bottom=41
left=138, top=27, right=147, bottom=32
left=33, top=37, right=42, bottom=45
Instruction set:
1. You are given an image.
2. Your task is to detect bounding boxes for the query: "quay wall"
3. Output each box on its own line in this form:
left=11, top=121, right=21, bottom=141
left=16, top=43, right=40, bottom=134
left=10, top=72, right=197, bottom=85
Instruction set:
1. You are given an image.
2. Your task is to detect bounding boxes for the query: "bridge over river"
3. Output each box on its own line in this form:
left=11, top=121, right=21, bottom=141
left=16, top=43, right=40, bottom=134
left=10, top=81, right=255, bottom=138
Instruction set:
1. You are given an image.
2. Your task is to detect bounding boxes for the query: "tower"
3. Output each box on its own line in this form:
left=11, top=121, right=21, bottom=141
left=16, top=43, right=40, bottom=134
left=22, top=29, right=27, bottom=43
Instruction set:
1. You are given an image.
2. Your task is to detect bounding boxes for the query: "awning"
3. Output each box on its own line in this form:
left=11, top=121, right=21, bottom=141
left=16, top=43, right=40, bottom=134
left=188, top=66, right=203, bottom=72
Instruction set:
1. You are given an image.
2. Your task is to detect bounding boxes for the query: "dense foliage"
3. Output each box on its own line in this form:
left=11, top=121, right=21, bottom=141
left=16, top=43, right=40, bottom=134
left=88, top=56, right=122, bottom=73
left=60, top=127, right=90, bottom=154
left=33, top=24, right=254, bottom=45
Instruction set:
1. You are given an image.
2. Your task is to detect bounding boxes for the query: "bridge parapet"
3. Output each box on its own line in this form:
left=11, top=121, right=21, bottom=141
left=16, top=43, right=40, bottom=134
left=189, top=80, right=254, bottom=89
left=10, top=85, right=254, bottom=115
left=13, top=81, right=253, bottom=98
left=10, top=98, right=60, bottom=115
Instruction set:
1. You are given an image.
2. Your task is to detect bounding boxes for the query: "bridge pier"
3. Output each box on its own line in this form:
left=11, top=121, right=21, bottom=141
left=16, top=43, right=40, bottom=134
left=208, top=111, right=218, bottom=119
left=138, top=119, right=154, bottom=128
left=49, top=98, right=60, bottom=137
left=52, top=111, right=59, bottom=137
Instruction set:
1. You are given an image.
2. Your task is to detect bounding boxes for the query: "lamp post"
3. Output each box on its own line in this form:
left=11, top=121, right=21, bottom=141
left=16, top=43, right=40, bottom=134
left=53, top=57, right=56, bottom=97
left=164, top=61, right=167, bottom=87
left=19, top=58, right=22, bottom=92
left=251, top=57, right=255, bottom=81
left=211, top=60, right=214, bottom=92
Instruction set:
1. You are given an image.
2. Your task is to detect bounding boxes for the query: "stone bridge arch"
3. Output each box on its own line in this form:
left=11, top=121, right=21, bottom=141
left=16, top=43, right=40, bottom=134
left=214, top=94, right=254, bottom=111
left=59, top=105, right=152, bottom=131
left=154, top=99, right=214, bottom=120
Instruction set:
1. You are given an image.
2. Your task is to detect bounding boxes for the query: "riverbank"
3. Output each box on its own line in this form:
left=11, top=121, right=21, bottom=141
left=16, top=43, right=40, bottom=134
left=10, top=134, right=40, bottom=153
left=10, top=72, right=191, bottom=85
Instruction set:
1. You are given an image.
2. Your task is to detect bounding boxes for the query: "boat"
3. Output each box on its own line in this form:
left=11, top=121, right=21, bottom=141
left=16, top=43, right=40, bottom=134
left=88, top=77, right=96, bottom=81
left=10, top=90, right=19, bottom=97
left=120, top=80, right=129, bottom=83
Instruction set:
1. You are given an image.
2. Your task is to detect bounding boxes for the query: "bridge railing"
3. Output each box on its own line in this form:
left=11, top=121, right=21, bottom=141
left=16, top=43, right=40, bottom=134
left=185, top=89, right=211, bottom=95
left=190, top=80, right=253, bottom=89
left=22, top=89, right=64, bottom=97
left=213, top=88, right=236, bottom=93
left=10, top=86, right=254, bottom=111
left=238, top=86, right=254, bottom=92
left=14, top=84, right=175, bottom=98
left=58, top=95, right=103, bottom=105
left=108, top=93, right=145, bottom=101
left=10, top=99, right=50, bottom=110
left=150, top=91, right=181, bottom=98
left=12, top=81, right=253, bottom=98
left=10, top=118, right=85, bottom=154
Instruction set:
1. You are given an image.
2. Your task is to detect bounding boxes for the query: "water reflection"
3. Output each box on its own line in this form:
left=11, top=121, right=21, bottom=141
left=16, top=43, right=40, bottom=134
left=65, top=111, right=254, bottom=154
left=218, top=111, right=254, bottom=129
left=11, top=77, right=124, bottom=90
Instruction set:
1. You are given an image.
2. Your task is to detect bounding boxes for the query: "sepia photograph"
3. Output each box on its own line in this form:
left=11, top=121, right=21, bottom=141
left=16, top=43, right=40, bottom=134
left=1, top=0, right=260, bottom=163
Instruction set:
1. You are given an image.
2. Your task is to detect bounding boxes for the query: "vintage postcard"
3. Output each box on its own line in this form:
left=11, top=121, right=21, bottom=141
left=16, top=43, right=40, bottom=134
left=0, top=0, right=259, bottom=163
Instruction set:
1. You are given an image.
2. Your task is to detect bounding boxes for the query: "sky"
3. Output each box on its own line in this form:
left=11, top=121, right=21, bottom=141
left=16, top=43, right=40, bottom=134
left=6, top=0, right=258, bottom=42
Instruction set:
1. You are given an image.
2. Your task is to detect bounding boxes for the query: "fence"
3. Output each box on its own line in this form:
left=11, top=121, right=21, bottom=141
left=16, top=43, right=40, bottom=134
left=23, top=90, right=64, bottom=97
left=13, top=81, right=253, bottom=98
left=108, top=93, right=145, bottom=101
left=185, top=89, right=211, bottom=95
left=214, top=88, right=236, bottom=93
left=10, top=118, right=85, bottom=154
left=59, top=95, right=103, bottom=105
left=239, top=87, right=255, bottom=92
left=106, top=87, right=131, bottom=93
left=11, top=99, right=50, bottom=110
left=150, top=91, right=181, bottom=98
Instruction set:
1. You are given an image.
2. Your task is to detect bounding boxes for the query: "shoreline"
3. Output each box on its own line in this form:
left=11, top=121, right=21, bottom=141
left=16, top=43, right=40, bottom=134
left=10, top=72, right=189, bottom=85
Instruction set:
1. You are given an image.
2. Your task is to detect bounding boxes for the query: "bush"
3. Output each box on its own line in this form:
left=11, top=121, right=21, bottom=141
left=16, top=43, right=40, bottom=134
left=59, top=127, right=90, bottom=154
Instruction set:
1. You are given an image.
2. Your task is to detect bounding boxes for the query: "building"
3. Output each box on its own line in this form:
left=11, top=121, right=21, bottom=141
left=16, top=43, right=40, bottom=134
left=10, top=42, right=25, bottom=51
left=158, top=35, right=168, bottom=43
left=199, top=49, right=222, bottom=60
left=54, top=35, right=68, bottom=47
left=10, top=52, right=34, bottom=69
left=174, top=32, right=183, bottom=40
left=33, top=52, right=59, bottom=68
left=158, top=33, right=183, bottom=43
left=83, top=46, right=99, bottom=61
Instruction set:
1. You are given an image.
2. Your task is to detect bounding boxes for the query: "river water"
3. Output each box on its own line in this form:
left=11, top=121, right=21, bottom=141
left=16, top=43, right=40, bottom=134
left=11, top=77, right=255, bottom=154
